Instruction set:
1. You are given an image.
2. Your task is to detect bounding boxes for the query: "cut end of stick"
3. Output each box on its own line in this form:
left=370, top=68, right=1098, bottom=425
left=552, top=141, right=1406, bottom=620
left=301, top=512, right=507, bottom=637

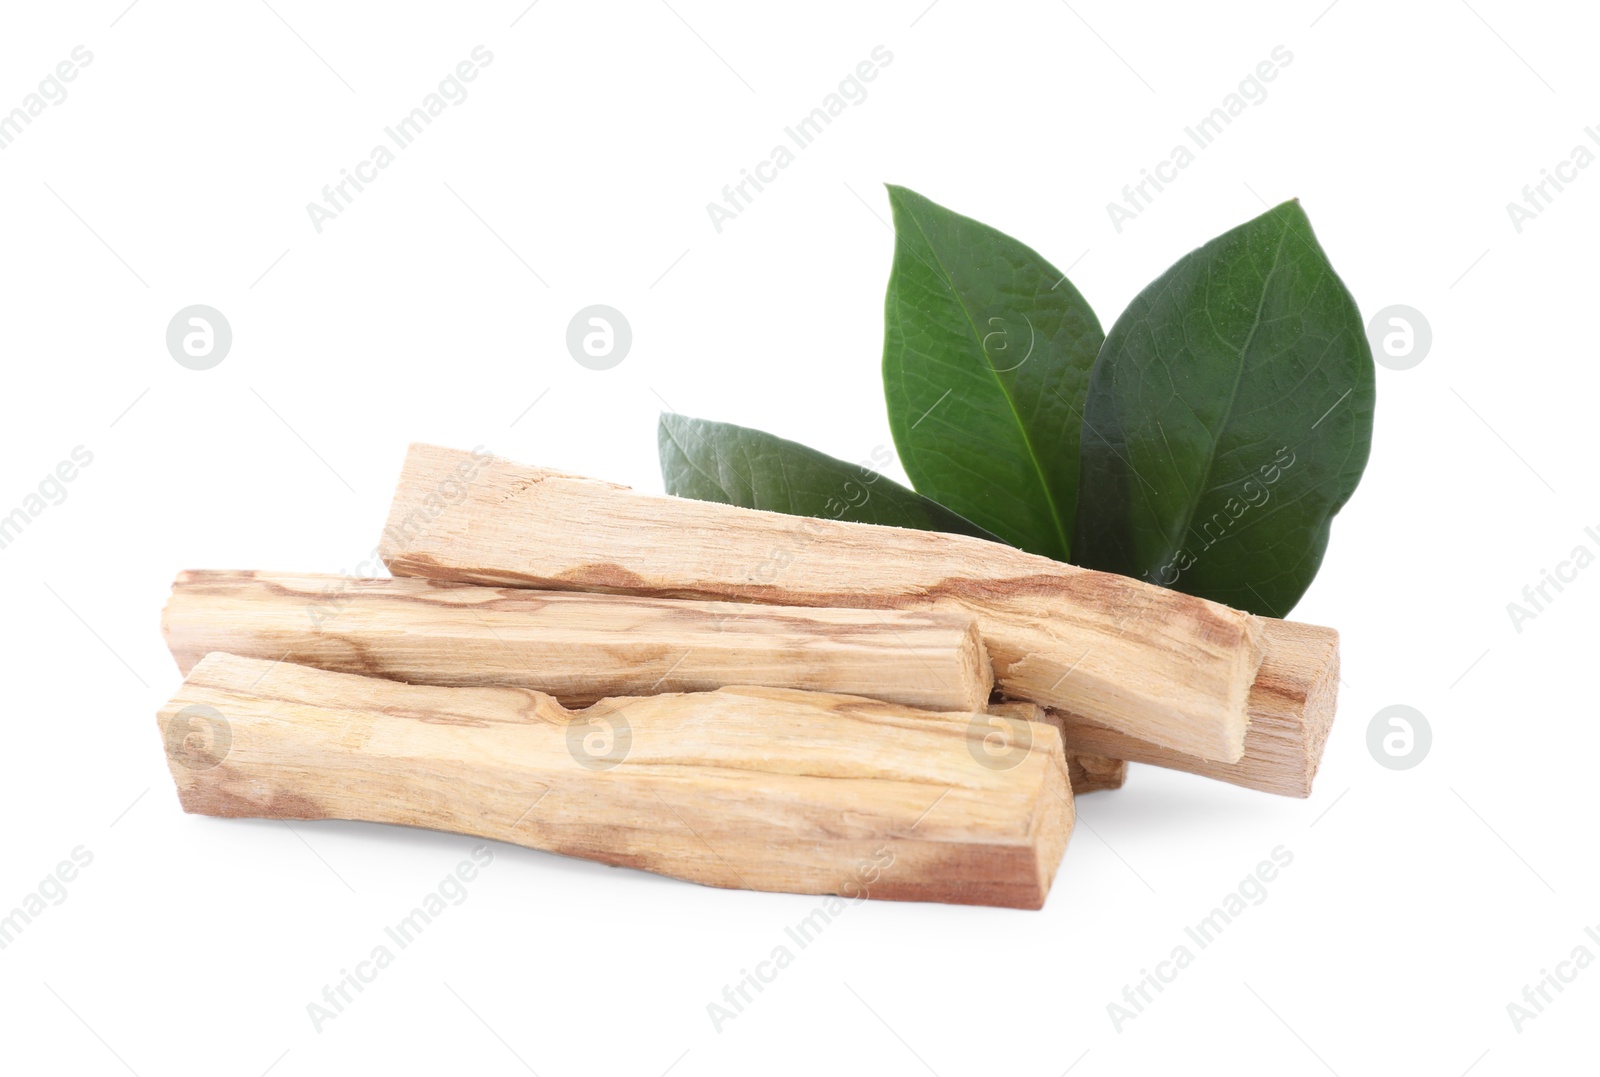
left=1052, top=619, right=1340, bottom=798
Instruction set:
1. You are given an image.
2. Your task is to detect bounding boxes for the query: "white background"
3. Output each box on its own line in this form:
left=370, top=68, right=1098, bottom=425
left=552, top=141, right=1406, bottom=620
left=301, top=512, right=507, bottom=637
left=1, top=1, right=1595, bottom=1073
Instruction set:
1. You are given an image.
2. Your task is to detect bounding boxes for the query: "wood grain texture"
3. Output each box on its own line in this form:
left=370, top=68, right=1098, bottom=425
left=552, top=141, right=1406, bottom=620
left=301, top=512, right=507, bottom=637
left=379, top=443, right=1265, bottom=762
left=1065, top=752, right=1131, bottom=796
left=1054, top=620, right=1339, bottom=798
left=989, top=701, right=1128, bottom=794
left=158, top=654, right=1072, bottom=908
left=162, top=570, right=993, bottom=712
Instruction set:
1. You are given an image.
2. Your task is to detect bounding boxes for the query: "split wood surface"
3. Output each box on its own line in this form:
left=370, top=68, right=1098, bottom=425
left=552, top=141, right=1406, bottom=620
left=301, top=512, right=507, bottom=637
left=159, top=654, right=1072, bottom=908
left=1053, top=620, right=1339, bottom=797
left=379, top=443, right=1268, bottom=762
left=162, top=570, right=994, bottom=712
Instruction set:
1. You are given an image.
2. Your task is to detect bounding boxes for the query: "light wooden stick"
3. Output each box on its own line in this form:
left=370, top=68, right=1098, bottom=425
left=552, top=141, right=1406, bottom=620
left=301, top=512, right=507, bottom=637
left=378, top=443, right=1265, bottom=762
left=159, top=654, right=1072, bottom=908
left=1053, top=621, right=1340, bottom=798
left=988, top=701, right=1127, bottom=794
left=162, top=570, right=994, bottom=712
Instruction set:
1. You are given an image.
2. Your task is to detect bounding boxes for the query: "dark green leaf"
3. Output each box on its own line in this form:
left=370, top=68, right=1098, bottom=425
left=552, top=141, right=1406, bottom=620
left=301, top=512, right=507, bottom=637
left=1073, top=199, right=1375, bottom=616
left=658, top=413, right=1003, bottom=543
left=882, top=185, right=1103, bottom=562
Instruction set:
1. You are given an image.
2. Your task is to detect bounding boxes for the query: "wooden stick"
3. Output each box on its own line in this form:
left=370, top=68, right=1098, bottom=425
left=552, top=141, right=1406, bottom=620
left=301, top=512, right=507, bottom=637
left=162, top=570, right=994, bottom=713
left=378, top=443, right=1265, bottom=762
left=159, top=654, right=1072, bottom=908
left=1052, top=620, right=1339, bottom=798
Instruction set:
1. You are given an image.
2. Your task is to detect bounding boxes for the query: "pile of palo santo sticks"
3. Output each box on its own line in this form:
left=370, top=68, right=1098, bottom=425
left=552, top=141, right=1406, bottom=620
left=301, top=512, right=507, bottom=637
left=156, top=444, right=1339, bottom=910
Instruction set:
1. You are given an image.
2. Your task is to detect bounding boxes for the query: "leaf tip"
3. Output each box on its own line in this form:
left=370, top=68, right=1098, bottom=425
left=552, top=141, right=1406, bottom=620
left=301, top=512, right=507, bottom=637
left=883, top=183, right=911, bottom=211
left=1272, top=196, right=1311, bottom=224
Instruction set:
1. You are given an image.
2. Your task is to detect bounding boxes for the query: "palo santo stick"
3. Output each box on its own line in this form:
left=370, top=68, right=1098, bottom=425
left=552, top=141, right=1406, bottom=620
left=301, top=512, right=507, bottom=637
left=162, top=570, right=994, bottom=712
left=159, top=654, right=1072, bottom=909
left=988, top=701, right=1128, bottom=794
left=1052, top=620, right=1339, bottom=798
left=379, top=443, right=1265, bottom=762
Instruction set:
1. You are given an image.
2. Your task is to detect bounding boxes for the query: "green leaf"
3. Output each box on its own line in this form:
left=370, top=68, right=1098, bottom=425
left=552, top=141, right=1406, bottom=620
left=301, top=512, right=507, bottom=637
left=882, top=185, right=1104, bottom=562
left=658, top=413, right=1003, bottom=543
left=1073, top=199, right=1375, bottom=617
